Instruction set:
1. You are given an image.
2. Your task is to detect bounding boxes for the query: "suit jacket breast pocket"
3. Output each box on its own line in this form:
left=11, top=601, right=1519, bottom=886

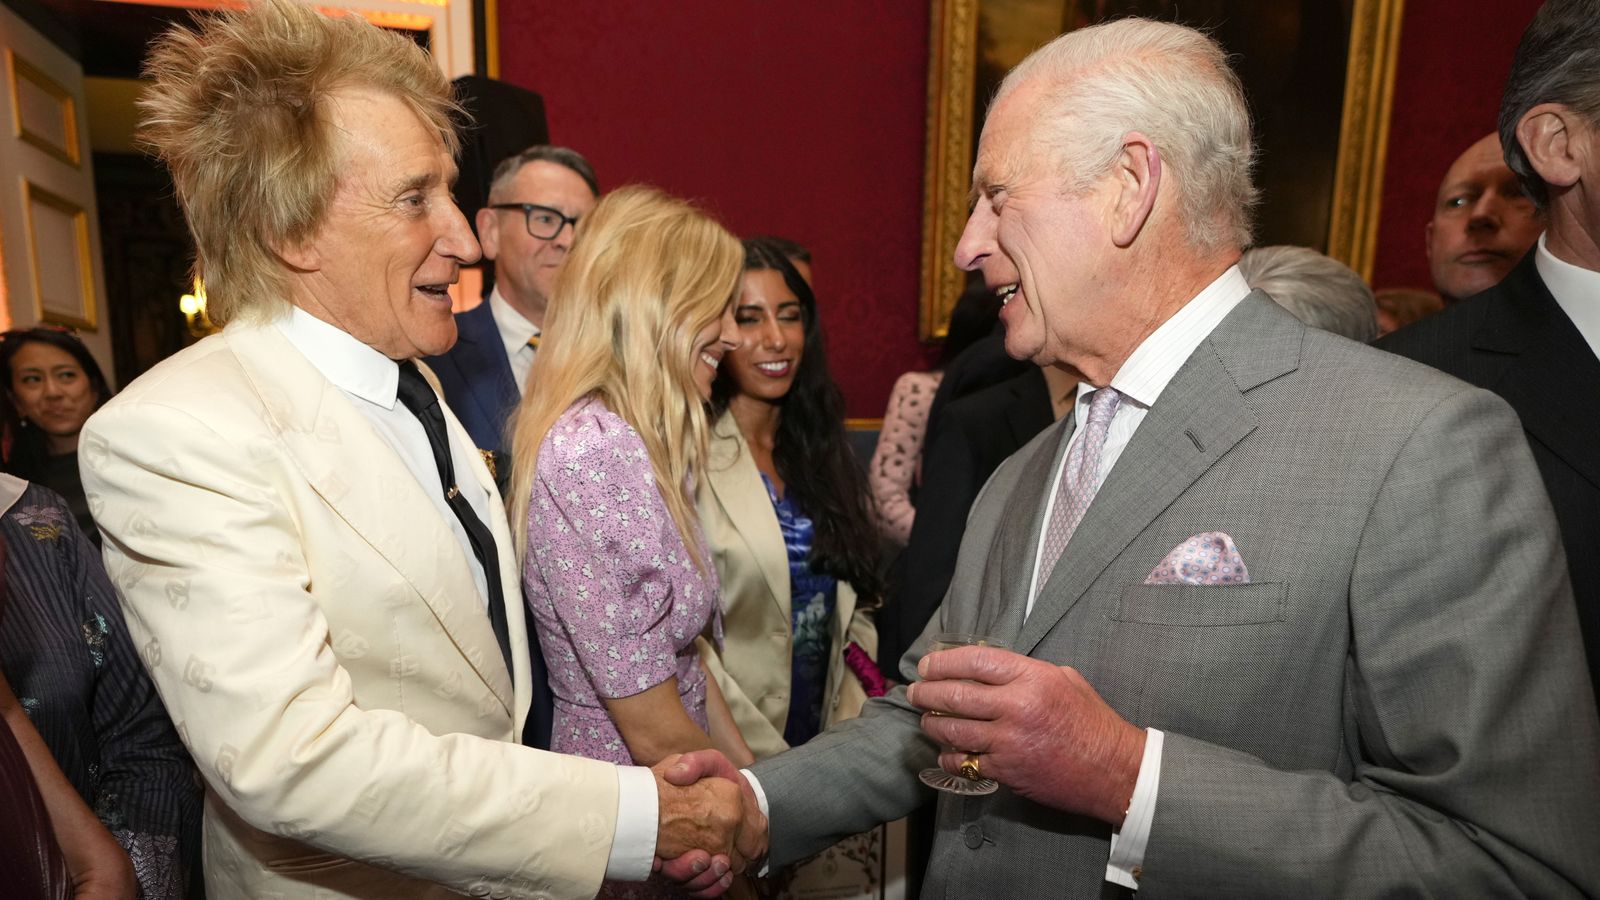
left=1114, top=582, right=1287, bottom=627
left=1104, top=582, right=1294, bottom=741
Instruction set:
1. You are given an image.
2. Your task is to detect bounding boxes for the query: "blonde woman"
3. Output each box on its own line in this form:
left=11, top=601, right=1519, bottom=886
left=509, top=186, right=755, bottom=895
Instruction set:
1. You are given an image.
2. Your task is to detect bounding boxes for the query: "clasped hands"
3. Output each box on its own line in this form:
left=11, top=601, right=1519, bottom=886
left=906, top=645, right=1147, bottom=826
left=650, top=751, right=767, bottom=898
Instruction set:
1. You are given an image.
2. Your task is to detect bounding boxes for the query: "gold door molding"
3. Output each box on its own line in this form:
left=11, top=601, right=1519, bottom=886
left=1326, top=0, right=1406, bottom=281
left=21, top=179, right=97, bottom=329
left=919, top=0, right=980, bottom=340
left=7, top=48, right=81, bottom=167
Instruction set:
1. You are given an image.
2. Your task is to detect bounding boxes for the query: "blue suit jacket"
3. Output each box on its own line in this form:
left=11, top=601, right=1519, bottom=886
left=424, top=300, right=520, bottom=457
left=422, top=299, right=554, bottom=749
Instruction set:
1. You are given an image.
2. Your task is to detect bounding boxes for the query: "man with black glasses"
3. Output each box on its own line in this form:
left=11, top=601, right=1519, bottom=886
left=427, top=145, right=600, bottom=459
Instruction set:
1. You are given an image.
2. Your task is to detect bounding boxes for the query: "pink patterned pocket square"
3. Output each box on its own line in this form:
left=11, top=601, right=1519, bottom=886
left=1145, top=532, right=1251, bottom=585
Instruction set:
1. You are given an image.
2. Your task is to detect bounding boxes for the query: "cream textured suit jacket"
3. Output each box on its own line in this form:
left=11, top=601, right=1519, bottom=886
left=79, top=322, right=618, bottom=900
left=695, top=414, right=877, bottom=761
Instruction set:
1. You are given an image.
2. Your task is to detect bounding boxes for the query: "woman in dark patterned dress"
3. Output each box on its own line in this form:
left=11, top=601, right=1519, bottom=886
left=0, top=473, right=201, bottom=898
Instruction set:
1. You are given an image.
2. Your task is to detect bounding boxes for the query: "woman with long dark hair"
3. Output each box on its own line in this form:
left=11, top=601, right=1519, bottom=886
left=697, top=238, right=884, bottom=761
left=0, top=329, right=113, bottom=543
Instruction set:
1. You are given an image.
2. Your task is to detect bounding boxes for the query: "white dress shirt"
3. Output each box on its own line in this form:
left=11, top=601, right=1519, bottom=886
left=1031, top=265, right=1249, bottom=888
left=489, top=287, right=541, bottom=396
left=1536, top=232, right=1600, bottom=361
left=1030, top=265, right=1251, bottom=890
left=275, top=308, right=497, bottom=609
left=274, top=307, right=658, bottom=881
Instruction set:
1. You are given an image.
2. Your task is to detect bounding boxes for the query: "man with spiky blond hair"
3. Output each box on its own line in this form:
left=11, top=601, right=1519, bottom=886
left=80, top=2, right=760, bottom=897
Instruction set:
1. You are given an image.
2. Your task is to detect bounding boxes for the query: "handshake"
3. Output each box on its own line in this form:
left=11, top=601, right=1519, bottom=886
left=649, top=750, right=769, bottom=898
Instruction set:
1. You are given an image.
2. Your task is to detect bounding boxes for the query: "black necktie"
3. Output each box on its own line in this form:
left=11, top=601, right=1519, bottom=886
left=394, top=362, right=554, bottom=748
left=394, top=363, right=515, bottom=675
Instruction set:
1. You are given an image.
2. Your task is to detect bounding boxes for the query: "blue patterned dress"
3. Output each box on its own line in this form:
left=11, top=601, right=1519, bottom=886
left=760, top=475, right=837, bottom=747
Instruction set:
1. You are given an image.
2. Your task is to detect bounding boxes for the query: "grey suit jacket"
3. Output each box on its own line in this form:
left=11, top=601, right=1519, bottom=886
left=751, top=293, right=1600, bottom=898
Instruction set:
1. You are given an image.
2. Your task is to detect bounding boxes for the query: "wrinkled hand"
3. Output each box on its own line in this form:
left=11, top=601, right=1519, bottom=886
left=663, top=750, right=765, bottom=842
left=906, top=646, right=1145, bottom=826
left=653, top=847, right=729, bottom=899
left=651, top=751, right=767, bottom=897
left=664, top=750, right=767, bottom=867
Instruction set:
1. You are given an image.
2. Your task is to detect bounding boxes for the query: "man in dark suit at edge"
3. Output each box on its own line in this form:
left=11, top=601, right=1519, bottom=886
left=1381, top=0, right=1600, bottom=704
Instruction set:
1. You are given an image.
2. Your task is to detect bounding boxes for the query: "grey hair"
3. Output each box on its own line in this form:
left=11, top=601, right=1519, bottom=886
left=1498, top=0, right=1600, bottom=208
left=487, top=144, right=600, bottom=202
left=1238, top=245, right=1376, bottom=342
left=995, top=18, right=1257, bottom=254
left=139, top=0, right=461, bottom=325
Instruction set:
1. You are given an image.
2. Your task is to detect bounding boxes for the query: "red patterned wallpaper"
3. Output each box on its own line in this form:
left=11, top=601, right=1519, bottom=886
left=496, top=4, right=938, bottom=418
left=1371, top=0, right=1544, bottom=291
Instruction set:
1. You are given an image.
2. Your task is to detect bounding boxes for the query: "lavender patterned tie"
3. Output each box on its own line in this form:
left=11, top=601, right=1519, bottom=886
left=1037, top=386, right=1122, bottom=585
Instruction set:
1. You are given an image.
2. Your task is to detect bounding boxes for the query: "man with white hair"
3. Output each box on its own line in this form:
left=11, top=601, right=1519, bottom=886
left=678, top=15, right=1600, bottom=897
left=1237, top=244, right=1378, bottom=341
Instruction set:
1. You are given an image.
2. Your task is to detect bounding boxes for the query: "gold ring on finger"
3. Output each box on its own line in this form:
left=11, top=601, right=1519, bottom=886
left=960, top=753, right=982, bottom=780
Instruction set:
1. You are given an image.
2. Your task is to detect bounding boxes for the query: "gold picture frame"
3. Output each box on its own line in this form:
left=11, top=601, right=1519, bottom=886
left=7, top=49, right=81, bottom=167
left=919, top=0, right=1405, bottom=339
left=21, top=179, right=98, bottom=330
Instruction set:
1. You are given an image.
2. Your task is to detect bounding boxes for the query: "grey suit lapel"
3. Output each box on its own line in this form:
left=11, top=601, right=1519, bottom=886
left=1016, top=293, right=1296, bottom=654
left=981, top=416, right=1072, bottom=646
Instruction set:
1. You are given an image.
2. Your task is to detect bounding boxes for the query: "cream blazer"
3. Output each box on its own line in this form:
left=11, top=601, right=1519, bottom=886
left=695, top=414, right=877, bottom=762
left=79, top=323, right=617, bottom=900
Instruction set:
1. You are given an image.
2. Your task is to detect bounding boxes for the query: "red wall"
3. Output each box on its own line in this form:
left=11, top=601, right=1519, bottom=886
left=497, top=4, right=937, bottom=418
left=499, top=1, right=1542, bottom=411
left=1371, top=0, right=1544, bottom=291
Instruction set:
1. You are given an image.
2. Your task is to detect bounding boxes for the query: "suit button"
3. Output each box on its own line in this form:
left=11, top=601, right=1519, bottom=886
left=963, top=825, right=984, bottom=849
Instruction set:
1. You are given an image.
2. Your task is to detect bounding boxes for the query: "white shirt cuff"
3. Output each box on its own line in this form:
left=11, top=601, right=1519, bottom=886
left=741, top=769, right=772, bottom=877
left=604, top=765, right=659, bottom=881
left=1106, top=728, right=1163, bottom=890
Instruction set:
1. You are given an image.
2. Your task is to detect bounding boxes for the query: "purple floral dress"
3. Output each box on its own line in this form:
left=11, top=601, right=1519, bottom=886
left=522, top=397, right=722, bottom=766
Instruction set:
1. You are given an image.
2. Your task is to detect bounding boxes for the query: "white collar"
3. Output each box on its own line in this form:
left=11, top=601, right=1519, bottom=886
left=489, top=287, right=540, bottom=357
left=0, top=472, right=27, bottom=515
left=273, top=306, right=400, bottom=409
left=1079, top=265, right=1252, bottom=409
left=1535, top=232, right=1600, bottom=359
